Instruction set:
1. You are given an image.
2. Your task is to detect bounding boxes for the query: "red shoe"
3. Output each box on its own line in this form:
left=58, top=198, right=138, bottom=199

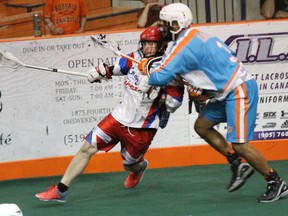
left=35, top=183, right=67, bottom=203
left=124, top=160, right=148, bottom=189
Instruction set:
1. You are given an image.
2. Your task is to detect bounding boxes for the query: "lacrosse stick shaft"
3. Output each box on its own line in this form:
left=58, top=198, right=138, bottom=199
left=24, top=64, right=87, bottom=77
left=0, top=51, right=87, bottom=77
left=119, top=53, right=140, bottom=64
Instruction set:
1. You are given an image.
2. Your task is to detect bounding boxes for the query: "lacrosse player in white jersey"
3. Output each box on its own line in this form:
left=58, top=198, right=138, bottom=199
left=140, top=3, right=288, bottom=203
left=35, top=26, right=184, bottom=202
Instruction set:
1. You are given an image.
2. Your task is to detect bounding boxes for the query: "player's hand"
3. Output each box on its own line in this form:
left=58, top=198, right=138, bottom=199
left=138, top=58, right=151, bottom=75
left=87, top=63, right=111, bottom=83
left=187, top=85, right=209, bottom=102
left=187, top=85, right=202, bottom=97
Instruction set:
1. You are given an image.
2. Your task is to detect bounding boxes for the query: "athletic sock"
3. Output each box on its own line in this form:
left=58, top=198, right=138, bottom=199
left=134, top=162, right=145, bottom=174
left=265, top=169, right=281, bottom=183
left=58, top=182, right=69, bottom=193
left=227, top=152, right=242, bottom=166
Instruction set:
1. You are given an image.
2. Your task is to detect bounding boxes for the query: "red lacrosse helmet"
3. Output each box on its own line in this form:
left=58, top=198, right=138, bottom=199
left=140, top=26, right=162, bottom=42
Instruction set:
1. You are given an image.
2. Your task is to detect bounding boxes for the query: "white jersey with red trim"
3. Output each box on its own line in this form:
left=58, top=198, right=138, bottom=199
left=111, top=49, right=184, bottom=129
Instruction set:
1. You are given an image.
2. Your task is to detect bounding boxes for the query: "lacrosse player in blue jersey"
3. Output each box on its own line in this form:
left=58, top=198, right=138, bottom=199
left=140, top=3, right=288, bottom=203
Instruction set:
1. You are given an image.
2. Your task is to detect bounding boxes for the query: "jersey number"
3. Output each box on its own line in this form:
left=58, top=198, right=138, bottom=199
left=216, top=41, right=238, bottom=62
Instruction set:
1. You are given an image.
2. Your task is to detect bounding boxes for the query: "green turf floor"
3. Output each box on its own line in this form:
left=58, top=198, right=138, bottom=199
left=1, top=160, right=287, bottom=216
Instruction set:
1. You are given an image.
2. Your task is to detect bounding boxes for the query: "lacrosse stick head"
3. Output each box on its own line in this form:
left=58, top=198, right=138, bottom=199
left=90, top=35, right=121, bottom=56
left=0, top=51, right=24, bottom=69
left=90, top=35, right=107, bottom=46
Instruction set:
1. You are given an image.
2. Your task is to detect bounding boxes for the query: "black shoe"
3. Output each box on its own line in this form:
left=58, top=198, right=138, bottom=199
left=257, top=180, right=288, bottom=203
left=227, top=162, right=254, bottom=192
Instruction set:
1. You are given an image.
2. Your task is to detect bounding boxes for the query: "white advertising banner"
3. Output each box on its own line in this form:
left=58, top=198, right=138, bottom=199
left=0, top=20, right=287, bottom=162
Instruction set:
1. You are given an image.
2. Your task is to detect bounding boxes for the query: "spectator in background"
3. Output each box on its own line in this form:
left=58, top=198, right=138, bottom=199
left=137, top=0, right=164, bottom=28
left=260, top=0, right=288, bottom=19
left=44, top=0, right=88, bottom=35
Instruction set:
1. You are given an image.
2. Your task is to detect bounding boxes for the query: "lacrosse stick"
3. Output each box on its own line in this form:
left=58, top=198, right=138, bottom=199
left=0, top=51, right=87, bottom=77
left=90, top=35, right=141, bottom=64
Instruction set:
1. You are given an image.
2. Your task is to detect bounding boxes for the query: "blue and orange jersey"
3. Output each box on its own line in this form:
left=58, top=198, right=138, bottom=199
left=148, top=28, right=253, bottom=101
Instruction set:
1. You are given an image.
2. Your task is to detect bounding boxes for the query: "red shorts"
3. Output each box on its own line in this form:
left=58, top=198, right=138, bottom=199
left=85, top=114, right=157, bottom=165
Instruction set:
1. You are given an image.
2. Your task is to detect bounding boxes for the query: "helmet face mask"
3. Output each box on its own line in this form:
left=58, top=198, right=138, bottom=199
left=159, top=3, right=193, bottom=40
left=139, top=26, right=165, bottom=57
left=141, top=41, right=159, bottom=57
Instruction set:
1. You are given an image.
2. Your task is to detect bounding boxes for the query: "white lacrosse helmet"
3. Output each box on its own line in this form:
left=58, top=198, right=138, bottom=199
left=160, top=3, right=193, bottom=35
left=0, top=204, right=23, bottom=216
